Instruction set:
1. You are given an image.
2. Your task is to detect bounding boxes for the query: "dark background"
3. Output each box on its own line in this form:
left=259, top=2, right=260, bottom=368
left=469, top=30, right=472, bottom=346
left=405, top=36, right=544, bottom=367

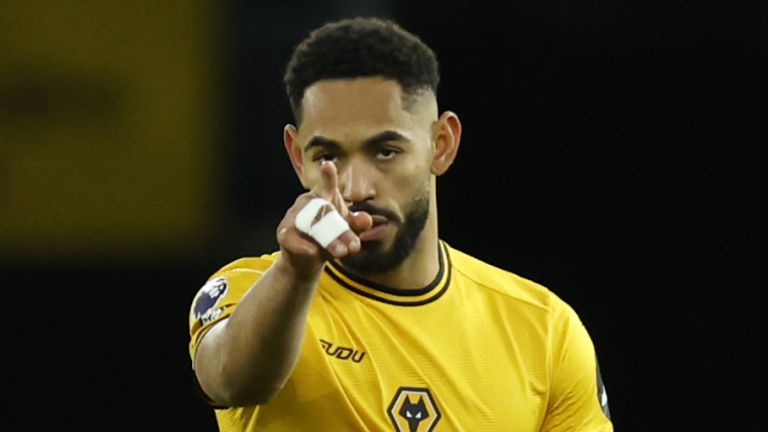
left=2, top=1, right=764, bottom=430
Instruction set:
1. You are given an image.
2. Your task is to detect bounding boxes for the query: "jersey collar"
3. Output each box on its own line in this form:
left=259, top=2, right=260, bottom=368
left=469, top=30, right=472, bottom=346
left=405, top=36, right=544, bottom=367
left=323, top=241, right=451, bottom=306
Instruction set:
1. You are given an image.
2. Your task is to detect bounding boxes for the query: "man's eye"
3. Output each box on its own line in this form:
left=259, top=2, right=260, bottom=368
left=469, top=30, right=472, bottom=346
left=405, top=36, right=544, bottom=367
left=376, top=148, right=399, bottom=160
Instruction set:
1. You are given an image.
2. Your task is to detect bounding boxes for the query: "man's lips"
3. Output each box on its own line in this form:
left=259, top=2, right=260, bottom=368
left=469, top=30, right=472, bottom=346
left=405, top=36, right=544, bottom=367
left=349, top=203, right=400, bottom=223
left=359, top=222, right=389, bottom=241
left=358, top=215, right=390, bottom=241
left=347, top=202, right=399, bottom=241
left=369, top=215, right=388, bottom=226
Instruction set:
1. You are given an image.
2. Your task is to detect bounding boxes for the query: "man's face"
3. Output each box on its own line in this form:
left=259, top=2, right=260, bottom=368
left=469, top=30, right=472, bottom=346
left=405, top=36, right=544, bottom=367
left=290, top=77, right=438, bottom=273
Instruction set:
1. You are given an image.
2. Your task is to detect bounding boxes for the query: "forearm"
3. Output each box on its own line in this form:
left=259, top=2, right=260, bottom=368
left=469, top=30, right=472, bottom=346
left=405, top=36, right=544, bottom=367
left=193, top=164, right=371, bottom=406
left=194, top=257, right=322, bottom=406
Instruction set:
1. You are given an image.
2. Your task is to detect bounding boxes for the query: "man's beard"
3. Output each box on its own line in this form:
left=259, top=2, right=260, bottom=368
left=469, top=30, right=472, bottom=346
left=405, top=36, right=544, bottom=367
left=340, top=193, right=430, bottom=274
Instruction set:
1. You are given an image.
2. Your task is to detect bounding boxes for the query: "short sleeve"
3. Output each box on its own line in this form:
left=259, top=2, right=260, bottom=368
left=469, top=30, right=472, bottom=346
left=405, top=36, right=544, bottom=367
left=187, top=257, right=275, bottom=364
left=540, top=300, right=613, bottom=432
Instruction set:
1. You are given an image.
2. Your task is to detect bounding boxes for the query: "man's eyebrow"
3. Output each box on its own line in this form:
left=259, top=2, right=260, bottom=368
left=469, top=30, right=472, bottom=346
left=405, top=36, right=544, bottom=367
left=304, top=136, right=341, bottom=152
left=304, top=130, right=409, bottom=152
left=361, top=130, right=408, bottom=148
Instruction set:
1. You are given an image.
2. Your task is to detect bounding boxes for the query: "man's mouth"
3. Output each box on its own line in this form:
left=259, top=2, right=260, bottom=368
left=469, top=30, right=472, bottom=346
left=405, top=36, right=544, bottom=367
left=359, top=215, right=390, bottom=241
left=370, top=215, right=388, bottom=226
left=349, top=203, right=400, bottom=223
left=347, top=202, right=400, bottom=242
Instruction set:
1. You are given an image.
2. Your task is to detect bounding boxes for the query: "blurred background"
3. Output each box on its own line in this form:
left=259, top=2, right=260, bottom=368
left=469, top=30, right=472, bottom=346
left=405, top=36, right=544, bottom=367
left=1, top=1, right=764, bottom=430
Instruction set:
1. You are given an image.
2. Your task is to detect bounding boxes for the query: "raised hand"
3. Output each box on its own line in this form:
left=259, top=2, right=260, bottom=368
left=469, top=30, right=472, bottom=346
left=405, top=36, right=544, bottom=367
left=275, top=161, right=372, bottom=276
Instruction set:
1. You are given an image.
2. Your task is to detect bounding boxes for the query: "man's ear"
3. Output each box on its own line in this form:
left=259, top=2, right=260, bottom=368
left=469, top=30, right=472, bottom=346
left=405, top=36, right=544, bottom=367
left=431, top=111, right=462, bottom=176
left=284, top=124, right=310, bottom=189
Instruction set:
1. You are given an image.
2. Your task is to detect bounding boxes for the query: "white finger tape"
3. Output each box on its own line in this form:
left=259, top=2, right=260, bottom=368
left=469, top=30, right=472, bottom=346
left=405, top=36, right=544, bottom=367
left=294, top=198, right=329, bottom=233
left=294, top=198, right=350, bottom=248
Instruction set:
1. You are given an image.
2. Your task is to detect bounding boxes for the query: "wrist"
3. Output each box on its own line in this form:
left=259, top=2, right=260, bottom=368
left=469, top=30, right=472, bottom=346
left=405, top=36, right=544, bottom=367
left=271, top=255, right=324, bottom=291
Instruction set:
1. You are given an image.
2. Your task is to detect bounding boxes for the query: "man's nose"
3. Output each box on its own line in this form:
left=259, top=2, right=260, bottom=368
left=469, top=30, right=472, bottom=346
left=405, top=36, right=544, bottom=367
left=338, top=159, right=376, bottom=203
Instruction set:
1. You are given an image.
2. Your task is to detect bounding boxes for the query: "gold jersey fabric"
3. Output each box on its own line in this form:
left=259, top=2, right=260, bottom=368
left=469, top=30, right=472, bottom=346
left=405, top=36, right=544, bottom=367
left=189, top=242, right=613, bottom=431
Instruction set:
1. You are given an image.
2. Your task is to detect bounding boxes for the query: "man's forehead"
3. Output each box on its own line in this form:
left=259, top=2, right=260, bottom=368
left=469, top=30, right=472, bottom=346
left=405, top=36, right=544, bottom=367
left=298, top=77, right=437, bottom=137
left=302, top=77, right=405, bottom=115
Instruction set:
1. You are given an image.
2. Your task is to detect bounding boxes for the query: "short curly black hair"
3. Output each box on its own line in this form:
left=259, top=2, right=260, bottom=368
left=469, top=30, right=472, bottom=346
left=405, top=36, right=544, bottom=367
left=284, top=17, right=440, bottom=123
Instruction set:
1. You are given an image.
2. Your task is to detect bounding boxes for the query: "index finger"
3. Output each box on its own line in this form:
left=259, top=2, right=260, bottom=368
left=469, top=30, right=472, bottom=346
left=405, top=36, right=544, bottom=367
left=312, top=161, right=348, bottom=217
left=311, top=160, right=339, bottom=199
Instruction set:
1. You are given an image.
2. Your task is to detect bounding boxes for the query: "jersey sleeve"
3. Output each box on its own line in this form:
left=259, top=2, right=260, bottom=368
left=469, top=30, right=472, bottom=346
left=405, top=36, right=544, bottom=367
left=540, top=299, right=613, bottom=432
left=187, top=256, right=275, bottom=365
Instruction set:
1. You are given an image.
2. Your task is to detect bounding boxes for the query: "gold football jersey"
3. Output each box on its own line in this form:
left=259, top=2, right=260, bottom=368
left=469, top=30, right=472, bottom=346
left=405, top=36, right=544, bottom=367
left=189, top=241, right=613, bottom=431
